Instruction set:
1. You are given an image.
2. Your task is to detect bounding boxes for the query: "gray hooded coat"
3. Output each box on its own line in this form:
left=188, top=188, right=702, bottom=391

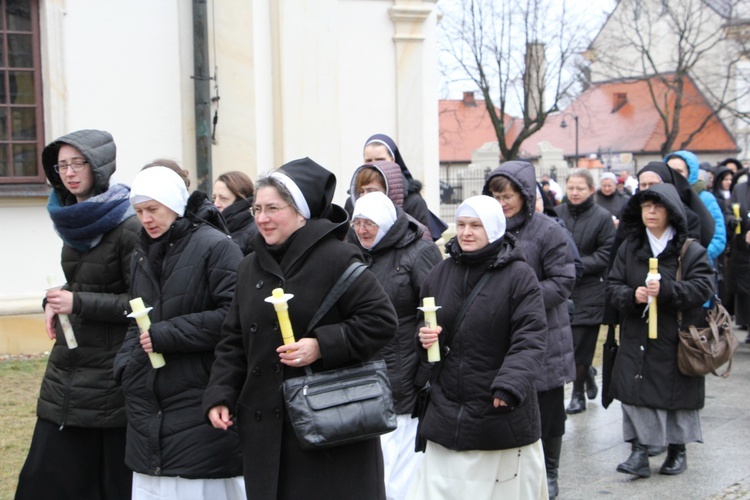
left=483, top=161, right=576, bottom=391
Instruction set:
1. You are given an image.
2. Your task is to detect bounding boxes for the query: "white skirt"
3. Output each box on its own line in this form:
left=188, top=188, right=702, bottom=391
left=407, top=439, right=548, bottom=500
left=132, top=472, right=246, bottom=500
left=381, top=414, right=423, bottom=500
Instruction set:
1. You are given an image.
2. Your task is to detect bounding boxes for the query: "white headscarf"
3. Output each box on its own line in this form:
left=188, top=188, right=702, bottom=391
left=352, top=191, right=397, bottom=249
left=130, top=166, right=189, bottom=216
left=455, top=195, right=506, bottom=244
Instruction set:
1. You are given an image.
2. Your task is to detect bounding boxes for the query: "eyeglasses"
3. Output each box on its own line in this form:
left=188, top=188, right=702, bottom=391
left=351, top=219, right=378, bottom=230
left=494, top=192, right=519, bottom=203
left=250, top=204, right=290, bottom=217
left=54, top=159, right=88, bottom=174
left=640, top=202, right=666, bottom=213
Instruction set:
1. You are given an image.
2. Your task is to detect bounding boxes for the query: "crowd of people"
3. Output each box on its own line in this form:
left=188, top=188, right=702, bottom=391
left=15, top=128, right=746, bottom=500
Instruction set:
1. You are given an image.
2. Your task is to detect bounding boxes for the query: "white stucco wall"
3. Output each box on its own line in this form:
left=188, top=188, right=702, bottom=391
left=0, top=0, right=441, bottom=315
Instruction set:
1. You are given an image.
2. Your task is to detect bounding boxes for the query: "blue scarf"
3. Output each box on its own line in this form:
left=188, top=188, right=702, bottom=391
left=48, top=183, right=135, bottom=251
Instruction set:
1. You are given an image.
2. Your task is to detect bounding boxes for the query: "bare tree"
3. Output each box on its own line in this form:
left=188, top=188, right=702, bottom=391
left=438, top=0, right=588, bottom=160
left=585, top=0, right=750, bottom=156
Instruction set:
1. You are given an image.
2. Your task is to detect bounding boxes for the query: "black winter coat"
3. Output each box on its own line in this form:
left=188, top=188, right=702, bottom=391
left=114, top=196, right=244, bottom=479
left=222, top=196, right=258, bottom=255
left=39, top=129, right=139, bottom=429
left=484, top=162, right=576, bottom=392
left=418, top=235, right=547, bottom=451
left=351, top=209, right=442, bottom=414
left=556, top=197, right=615, bottom=325
left=607, top=184, right=714, bottom=410
left=203, top=209, right=398, bottom=500
left=596, top=189, right=629, bottom=218
left=729, top=182, right=750, bottom=296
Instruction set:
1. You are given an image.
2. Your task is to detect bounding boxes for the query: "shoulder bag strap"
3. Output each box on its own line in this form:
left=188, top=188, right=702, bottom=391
left=305, top=262, right=368, bottom=334
left=440, top=271, right=493, bottom=356
left=676, top=238, right=695, bottom=326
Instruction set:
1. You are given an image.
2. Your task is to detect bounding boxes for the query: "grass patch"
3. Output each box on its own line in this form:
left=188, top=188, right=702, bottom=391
left=0, top=356, right=47, bottom=500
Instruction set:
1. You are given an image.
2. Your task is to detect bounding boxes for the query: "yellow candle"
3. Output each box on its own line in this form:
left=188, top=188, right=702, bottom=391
left=46, top=275, right=78, bottom=349
left=733, top=204, right=742, bottom=235
left=265, top=288, right=295, bottom=345
left=419, top=297, right=441, bottom=363
left=648, top=259, right=658, bottom=340
left=128, top=297, right=166, bottom=369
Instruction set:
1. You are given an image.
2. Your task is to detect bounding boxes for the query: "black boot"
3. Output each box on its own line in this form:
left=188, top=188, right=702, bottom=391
left=586, top=366, right=598, bottom=400
left=659, top=444, right=687, bottom=475
left=566, top=385, right=586, bottom=414
left=543, top=436, right=563, bottom=499
left=616, top=441, right=651, bottom=478
left=646, top=445, right=666, bottom=456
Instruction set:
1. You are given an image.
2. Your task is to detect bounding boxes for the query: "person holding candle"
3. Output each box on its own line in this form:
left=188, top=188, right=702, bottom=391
left=410, top=195, right=548, bottom=499
left=607, top=183, right=713, bottom=477
left=203, top=158, right=398, bottom=500
left=213, top=170, right=258, bottom=255
left=483, top=161, right=577, bottom=499
left=349, top=191, right=442, bottom=499
left=114, top=164, right=244, bottom=498
left=16, top=130, right=140, bottom=500
left=555, top=169, right=616, bottom=415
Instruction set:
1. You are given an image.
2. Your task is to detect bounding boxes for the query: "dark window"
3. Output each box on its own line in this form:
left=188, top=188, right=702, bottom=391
left=0, top=0, right=43, bottom=185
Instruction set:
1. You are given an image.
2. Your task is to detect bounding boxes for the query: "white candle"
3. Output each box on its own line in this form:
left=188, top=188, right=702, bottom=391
left=418, top=297, right=442, bottom=363
left=128, top=297, right=166, bottom=369
left=46, top=275, right=77, bottom=349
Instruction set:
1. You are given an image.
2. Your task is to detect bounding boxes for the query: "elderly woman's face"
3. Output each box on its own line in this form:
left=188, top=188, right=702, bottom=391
left=254, top=186, right=306, bottom=246
left=352, top=218, right=379, bottom=249
left=456, top=216, right=489, bottom=252
left=134, top=200, right=179, bottom=239
left=638, top=171, right=662, bottom=192
left=600, top=179, right=617, bottom=196
left=641, top=201, right=669, bottom=234
left=490, top=185, right=524, bottom=219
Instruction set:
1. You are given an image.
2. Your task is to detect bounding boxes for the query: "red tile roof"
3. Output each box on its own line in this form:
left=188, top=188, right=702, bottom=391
left=438, top=95, right=516, bottom=163
left=439, top=76, right=739, bottom=163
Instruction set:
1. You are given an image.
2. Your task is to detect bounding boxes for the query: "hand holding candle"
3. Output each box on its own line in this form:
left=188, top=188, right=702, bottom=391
left=128, top=297, right=166, bottom=369
left=265, top=288, right=295, bottom=345
left=46, top=275, right=78, bottom=349
left=646, top=259, right=660, bottom=340
left=418, top=297, right=442, bottom=362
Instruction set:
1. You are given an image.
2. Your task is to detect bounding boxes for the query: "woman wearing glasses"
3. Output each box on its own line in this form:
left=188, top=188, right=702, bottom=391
left=114, top=164, right=245, bottom=499
left=204, top=158, right=398, bottom=500
left=555, top=169, right=615, bottom=415
left=16, top=130, right=140, bottom=500
left=607, top=183, right=713, bottom=477
left=349, top=191, right=442, bottom=499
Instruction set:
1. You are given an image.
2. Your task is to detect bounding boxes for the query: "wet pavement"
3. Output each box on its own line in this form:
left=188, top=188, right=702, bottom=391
left=558, top=331, right=750, bottom=499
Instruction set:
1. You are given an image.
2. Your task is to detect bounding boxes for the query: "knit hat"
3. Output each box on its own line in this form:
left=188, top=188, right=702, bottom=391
left=130, top=166, right=189, bottom=216
left=272, top=157, right=336, bottom=220
left=352, top=191, right=397, bottom=249
left=455, top=195, right=506, bottom=243
left=601, top=172, right=618, bottom=184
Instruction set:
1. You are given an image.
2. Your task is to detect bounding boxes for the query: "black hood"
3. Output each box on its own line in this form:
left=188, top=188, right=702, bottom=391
left=620, top=183, right=688, bottom=244
left=42, top=129, right=116, bottom=206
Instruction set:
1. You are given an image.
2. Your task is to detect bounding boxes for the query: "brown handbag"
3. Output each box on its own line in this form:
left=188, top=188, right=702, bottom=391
left=676, top=240, right=739, bottom=378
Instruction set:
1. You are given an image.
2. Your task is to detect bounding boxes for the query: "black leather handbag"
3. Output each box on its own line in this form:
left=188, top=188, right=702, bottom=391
left=282, top=262, right=397, bottom=450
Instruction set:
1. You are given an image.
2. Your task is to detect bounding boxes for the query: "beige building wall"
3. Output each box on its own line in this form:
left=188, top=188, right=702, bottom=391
left=0, top=0, right=441, bottom=352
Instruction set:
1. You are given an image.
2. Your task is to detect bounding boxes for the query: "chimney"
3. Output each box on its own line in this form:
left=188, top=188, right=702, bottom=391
left=463, top=91, right=476, bottom=107
left=612, top=92, right=628, bottom=112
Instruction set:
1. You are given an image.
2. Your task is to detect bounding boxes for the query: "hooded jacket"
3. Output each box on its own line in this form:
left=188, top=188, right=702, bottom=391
left=665, top=151, right=726, bottom=261
left=555, top=189, right=615, bottom=326
left=221, top=196, right=258, bottom=255
left=418, top=234, right=547, bottom=451
left=346, top=161, right=432, bottom=241
left=607, top=183, right=714, bottom=410
left=483, top=162, right=576, bottom=391
left=351, top=208, right=442, bottom=414
left=38, top=130, right=140, bottom=429
left=114, top=191, right=244, bottom=479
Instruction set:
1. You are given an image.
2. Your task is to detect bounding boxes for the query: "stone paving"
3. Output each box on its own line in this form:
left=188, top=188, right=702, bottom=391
left=558, top=332, right=750, bottom=499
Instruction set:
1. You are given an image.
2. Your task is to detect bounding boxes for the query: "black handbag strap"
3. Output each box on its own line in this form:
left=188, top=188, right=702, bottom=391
left=443, top=272, right=492, bottom=352
left=676, top=238, right=694, bottom=326
left=300, top=262, right=367, bottom=376
left=305, top=262, right=368, bottom=334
